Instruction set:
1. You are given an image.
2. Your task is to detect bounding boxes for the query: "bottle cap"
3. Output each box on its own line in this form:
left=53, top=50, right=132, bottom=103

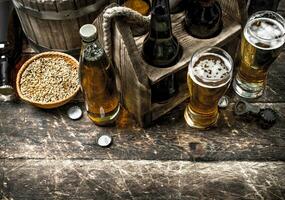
left=258, top=108, right=277, bottom=129
left=79, top=24, right=98, bottom=42
left=0, top=85, right=14, bottom=96
left=67, top=106, right=83, bottom=120
left=218, top=96, right=229, bottom=108
left=97, top=135, right=112, bottom=147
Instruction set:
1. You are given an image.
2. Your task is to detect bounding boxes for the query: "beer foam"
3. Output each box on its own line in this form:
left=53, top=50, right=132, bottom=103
left=190, top=53, right=232, bottom=88
left=245, top=18, right=285, bottom=50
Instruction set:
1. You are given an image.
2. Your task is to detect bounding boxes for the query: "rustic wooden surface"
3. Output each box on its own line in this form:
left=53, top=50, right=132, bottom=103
left=1, top=6, right=285, bottom=200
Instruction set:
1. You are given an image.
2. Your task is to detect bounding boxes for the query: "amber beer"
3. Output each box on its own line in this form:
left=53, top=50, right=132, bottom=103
left=79, top=24, right=120, bottom=126
left=233, top=11, right=285, bottom=98
left=185, top=47, right=233, bottom=129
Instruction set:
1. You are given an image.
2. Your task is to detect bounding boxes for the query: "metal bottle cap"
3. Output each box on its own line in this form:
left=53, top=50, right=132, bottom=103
left=97, top=135, right=112, bottom=147
left=258, top=108, right=277, bottom=129
left=79, top=24, right=98, bottom=42
left=0, top=85, right=14, bottom=96
left=67, top=106, right=83, bottom=120
left=218, top=96, right=229, bottom=108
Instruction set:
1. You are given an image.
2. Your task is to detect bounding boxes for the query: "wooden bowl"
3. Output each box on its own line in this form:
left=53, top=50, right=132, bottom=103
left=16, top=52, right=80, bottom=109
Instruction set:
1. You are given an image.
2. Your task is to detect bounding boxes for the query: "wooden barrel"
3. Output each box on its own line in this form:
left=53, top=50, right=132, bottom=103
left=12, top=0, right=109, bottom=55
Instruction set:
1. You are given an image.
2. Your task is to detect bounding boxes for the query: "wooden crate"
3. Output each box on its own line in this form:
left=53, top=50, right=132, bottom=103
left=95, top=0, right=246, bottom=127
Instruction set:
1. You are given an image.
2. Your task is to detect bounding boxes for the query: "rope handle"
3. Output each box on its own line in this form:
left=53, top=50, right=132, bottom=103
left=102, top=6, right=150, bottom=58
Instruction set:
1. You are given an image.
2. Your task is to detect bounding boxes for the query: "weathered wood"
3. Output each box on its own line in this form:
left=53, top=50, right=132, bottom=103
left=13, top=0, right=109, bottom=51
left=1, top=100, right=284, bottom=161
left=15, top=0, right=37, bottom=44
left=0, top=160, right=4, bottom=199
left=55, top=0, right=80, bottom=50
left=23, top=0, right=47, bottom=48
left=43, top=0, right=67, bottom=50
left=35, top=0, right=54, bottom=49
left=1, top=160, right=284, bottom=199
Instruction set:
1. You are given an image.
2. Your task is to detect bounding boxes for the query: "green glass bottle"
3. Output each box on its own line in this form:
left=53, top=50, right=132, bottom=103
left=184, top=0, right=223, bottom=39
left=142, top=0, right=182, bottom=102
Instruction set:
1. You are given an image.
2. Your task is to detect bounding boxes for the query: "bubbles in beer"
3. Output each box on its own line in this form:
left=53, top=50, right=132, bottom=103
left=190, top=54, right=231, bottom=88
left=245, top=18, right=285, bottom=50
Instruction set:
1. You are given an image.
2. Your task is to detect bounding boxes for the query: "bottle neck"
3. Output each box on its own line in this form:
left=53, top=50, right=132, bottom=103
left=81, top=38, right=106, bottom=62
left=198, top=0, right=215, bottom=7
left=82, top=38, right=99, bottom=47
left=149, top=0, right=173, bottom=38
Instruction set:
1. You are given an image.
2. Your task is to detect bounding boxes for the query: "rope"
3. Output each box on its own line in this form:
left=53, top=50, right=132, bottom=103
left=102, top=6, right=150, bottom=58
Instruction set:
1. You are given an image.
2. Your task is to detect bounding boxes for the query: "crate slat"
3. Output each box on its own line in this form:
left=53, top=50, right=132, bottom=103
left=134, top=13, right=242, bottom=84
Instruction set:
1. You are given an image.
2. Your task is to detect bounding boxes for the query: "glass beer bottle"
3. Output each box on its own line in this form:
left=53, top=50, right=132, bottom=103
left=142, top=0, right=183, bottom=102
left=184, top=0, right=223, bottom=39
left=79, top=24, right=120, bottom=126
left=118, top=0, right=151, bottom=36
left=118, top=0, right=151, bottom=16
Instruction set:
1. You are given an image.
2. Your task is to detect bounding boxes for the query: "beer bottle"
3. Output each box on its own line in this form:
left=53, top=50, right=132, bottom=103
left=118, top=0, right=151, bottom=16
left=184, top=0, right=223, bottom=39
left=118, top=0, right=151, bottom=36
left=79, top=24, right=120, bottom=126
left=142, top=0, right=183, bottom=102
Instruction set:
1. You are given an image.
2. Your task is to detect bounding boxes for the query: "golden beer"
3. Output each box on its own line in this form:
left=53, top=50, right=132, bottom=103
left=185, top=47, right=233, bottom=129
left=233, top=11, right=285, bottom=98
left=79, top=24, right=120, bottom=126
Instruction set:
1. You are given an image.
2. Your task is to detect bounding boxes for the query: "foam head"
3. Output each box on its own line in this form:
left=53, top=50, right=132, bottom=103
left=190, top=53, right=232, bottom=88
left=245, top=12, right=285, bottom=50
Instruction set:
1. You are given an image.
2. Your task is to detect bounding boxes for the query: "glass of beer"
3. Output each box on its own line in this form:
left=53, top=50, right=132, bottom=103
left=233, top=11, right=285, bottom=98
left=184, top=47, right=233, bottom=129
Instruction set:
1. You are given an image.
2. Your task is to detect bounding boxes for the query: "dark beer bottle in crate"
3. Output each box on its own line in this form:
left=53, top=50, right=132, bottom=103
left=142, top=0, right=183, bottom=103
left=184, top=0, right=223, bottom=39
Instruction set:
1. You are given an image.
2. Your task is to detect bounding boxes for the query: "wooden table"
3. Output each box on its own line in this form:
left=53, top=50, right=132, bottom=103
left=1, top=8, right=285, bottom=200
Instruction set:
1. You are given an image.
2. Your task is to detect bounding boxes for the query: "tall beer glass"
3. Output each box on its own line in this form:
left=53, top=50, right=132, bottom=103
left=233, top=11, right=285, bottom=98
left=184, top=47, right=233, bottom=129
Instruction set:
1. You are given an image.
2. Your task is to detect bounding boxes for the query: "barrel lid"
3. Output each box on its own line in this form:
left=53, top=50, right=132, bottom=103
left=79, top=24, right=98, bottom=42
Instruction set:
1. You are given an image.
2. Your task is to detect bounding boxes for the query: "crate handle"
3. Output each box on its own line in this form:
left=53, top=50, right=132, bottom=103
left=103, top=6, right=150, bottom=85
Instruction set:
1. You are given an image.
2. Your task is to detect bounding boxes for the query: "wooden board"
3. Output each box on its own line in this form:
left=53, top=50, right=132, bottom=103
left=1, top=160, right=284, bottom=199
left=0, top=101, right=284, bottom=161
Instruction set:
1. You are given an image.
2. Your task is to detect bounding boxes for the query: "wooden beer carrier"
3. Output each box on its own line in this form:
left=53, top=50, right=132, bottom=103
left=96, top=0, right=246, bottom=127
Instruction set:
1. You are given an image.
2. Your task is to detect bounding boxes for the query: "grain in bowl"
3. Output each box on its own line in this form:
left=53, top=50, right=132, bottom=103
left=16, top=52, right=80, bottom=109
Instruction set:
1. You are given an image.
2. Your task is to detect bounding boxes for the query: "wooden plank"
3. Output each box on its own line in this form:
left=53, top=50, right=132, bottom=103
left=35, top=0, right=55, bottom=49
left=56, top=0, right=80, bottom=50
left=0, top=160, right=4, bottom=198
left=21, top=0, right=46, bottom=48
left=0, top=101, right=284, bottom=161
left=29, top=0, right=51, bottom=48
left=74, top=0, right=89, bottom=29
left=134, top=13, right=242, bottom=84
left=44, top=0, right=68, bottom=50
left=1, top=160, right=284, bottom=199
left=14, top=0, right=38, bottom=44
